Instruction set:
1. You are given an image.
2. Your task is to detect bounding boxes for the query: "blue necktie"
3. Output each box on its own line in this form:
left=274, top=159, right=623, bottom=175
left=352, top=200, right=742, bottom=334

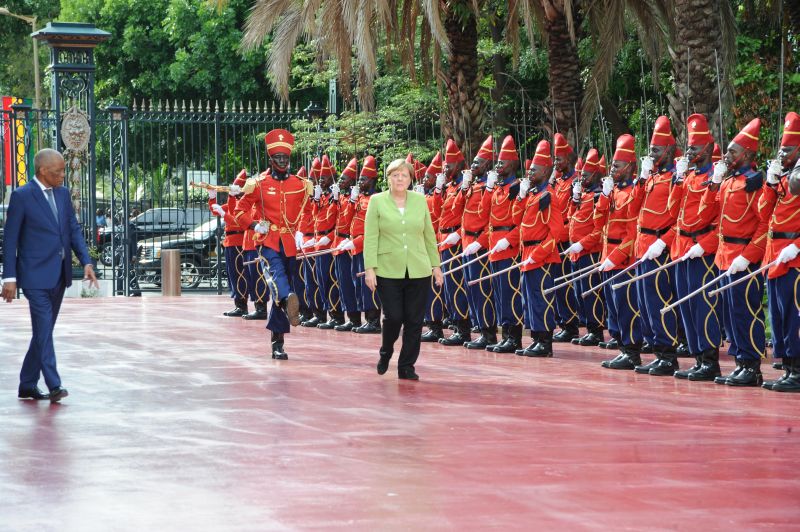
left=45, top=188, right=59, bottom=224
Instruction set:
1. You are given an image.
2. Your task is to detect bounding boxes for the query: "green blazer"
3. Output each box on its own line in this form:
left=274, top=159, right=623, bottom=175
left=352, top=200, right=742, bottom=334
left=363, top=190, right=441, bottom=279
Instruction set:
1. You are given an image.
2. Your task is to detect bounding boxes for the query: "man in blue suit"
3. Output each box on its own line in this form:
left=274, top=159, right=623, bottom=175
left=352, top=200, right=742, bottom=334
left=1, top=149, right=98, bottom=402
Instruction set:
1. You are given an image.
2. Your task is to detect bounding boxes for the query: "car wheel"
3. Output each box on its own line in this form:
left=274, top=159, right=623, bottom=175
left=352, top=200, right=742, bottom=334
left=101, top=243, right=114, bottom=266
left=180, top=259, right=201, bottom=289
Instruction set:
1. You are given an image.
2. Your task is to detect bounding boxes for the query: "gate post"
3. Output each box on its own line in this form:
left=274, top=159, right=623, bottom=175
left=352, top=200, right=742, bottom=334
left=107, top=104, right=130, bottom=296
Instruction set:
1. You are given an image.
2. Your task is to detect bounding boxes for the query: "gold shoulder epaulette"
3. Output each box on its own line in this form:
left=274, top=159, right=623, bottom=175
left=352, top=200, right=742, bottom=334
left=243, top=177, right=258, bottom=194
left=301, top=177, right=314, bottom=196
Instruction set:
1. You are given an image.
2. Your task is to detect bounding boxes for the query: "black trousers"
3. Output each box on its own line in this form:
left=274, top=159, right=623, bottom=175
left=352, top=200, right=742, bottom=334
left=376, top=274, right=430, bottom=370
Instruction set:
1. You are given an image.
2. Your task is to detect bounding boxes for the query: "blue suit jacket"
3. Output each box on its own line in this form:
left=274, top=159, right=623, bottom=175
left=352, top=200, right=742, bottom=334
left=2, top=181, right=91, bottom=289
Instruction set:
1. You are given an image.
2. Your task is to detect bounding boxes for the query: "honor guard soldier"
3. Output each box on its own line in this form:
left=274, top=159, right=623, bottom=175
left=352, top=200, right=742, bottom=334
left=760, top=111, right=800, bottom=392
left=233, top=128, right=305, bottom=360
left=550, top=133, right=581, bottom=342
left=459, top=135, right=498, bottom=349
left=480, top=135, right=525, bottom=353
left=629, top=116, right=681, bottom=376
left=702, top=118, right=769, bottom=386
left=420, top=152, right=448, bottom=342
left=241, top=171, right=270, bottom=320
left=208, top=169, right=252, bottom=317
left=310, top=155, right=344, bottom=329
left=345, top=155, right=382, bottom=333
left=596, top=135, right=644, bottom=369
left=298, top=157, right=325, bottom=327
left=509, top=140, right=564, bottom=357
left=565, top=150, right=606, bottom=346
left=437, top=139, right=472, bottom=346
left=331, top=157, right=362, bottom=331
left=668, top=114, right=724, bottom=381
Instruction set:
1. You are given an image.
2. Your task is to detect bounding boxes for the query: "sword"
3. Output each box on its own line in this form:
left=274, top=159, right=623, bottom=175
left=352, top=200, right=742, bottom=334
left=611, top=256, right=682, bottom=290
left=467, top=259, right=531, bottom=286
left=545, top=263, right=601, bottom=295
left=439, top=251, right=466, bottom=268
left=301, top=247, right=336, bottom=259
left=443, top=250, right=491, bottom=276
left=581, top=258, right=644, bottom=298
left=553, top=260, right=600, bottom=282
left=707, top=260, right=777, bottom=297
left=660, top=270, right=728, bottom=315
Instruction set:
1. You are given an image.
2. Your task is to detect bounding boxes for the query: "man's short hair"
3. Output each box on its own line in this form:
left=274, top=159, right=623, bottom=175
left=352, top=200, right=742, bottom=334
left=33, top=148, right=63, bottom=176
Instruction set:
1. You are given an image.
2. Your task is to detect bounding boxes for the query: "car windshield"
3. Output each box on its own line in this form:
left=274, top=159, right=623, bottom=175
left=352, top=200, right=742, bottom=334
left=183, top=218, right=223, bottom=239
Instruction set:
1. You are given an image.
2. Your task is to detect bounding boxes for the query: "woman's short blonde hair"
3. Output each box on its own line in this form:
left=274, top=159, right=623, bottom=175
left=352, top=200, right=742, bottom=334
left=385, top=159, right=414, bottom=179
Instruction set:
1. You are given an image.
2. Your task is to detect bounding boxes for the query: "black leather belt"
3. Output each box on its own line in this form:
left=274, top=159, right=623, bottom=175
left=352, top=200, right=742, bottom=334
left=225, top=231, right=244, bottom=236
left=639, top=226, right=670, bottom=237
left=464, top=229, right=482, bottom=237
left=490, top=225, right=514, bottom=232
left=722, top=235, right=751, bottom=245
left=439, top=225, right=461, bottom=233
left=523, top=239, right=542, bottom=246
left=336, top=232, right=350, bottom=239
left=304, top=232, right=315, bottom=237
left=607, top=238, right=623, bottom=245
left=315, top=230, right=333, bottom=237
left=770, top=231, right=800, bottom=240
left=678, top=225, right=713, bottom=241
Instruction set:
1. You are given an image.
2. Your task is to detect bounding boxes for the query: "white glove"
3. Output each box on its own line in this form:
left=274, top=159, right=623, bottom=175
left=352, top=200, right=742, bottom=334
left=521, top=257, right=534, bottom=267
left=675, top=156, right=689, bottom=179
left=207, top=189, right=217, bottom=200
left=350, top=184, right=360, bottom=202
left=727, top=255, right=750, bottom=275
left=599, top=258, right=616, bottom=271
left=413, top=184, right=425, bottom=195
left=602, top=176, right=614, bottom=196
left=643, top=239, right=667, bottom=261
left=294, top=231, right=304, bottom=248
left=211, top=204, right=225, bottom=217
left=486, top=170, right=498, bottom=190
left=463, top=241, right=482, bottom=256
left=254, top=222, right=269, bottom=235
left=491, top=238, right=510, bottom=254
left=565, top=242, right=583, bottom=255
left=572, top=179, right=582, bottom=200
left=640, top=156, right=654, bottom=178
left=330, top=182, right=340, bottom=200
left=337, top=239, right=355, bottom=252
left=301, top=238, right=317, bottom=249
left=518, top=177, right=531, bottom=199
left=228, top=184, right=242, bottom=196
left=442, top=232, right=461, bottom=247
left=767, top=159, right=783, bottom=185
left=549, top=168, right=557, bottom=186
left=777, top=243, right=800, bottom=264
left=681, top=243, right=705, bottom=261
left=461, top=169, right=472, bottom=190
left=712, top=161, right=727, bottom=184
left=314, top=184, right=322, bottom=201
left=317, top=235, right=331, bottom=247
left=435, top=173, right=446, bottom=191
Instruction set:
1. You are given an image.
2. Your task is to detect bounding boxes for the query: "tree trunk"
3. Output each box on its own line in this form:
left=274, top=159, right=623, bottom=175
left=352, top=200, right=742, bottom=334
left=490, top=10, right=509, bottom=132
left=544, top=1, right=583, bottom=147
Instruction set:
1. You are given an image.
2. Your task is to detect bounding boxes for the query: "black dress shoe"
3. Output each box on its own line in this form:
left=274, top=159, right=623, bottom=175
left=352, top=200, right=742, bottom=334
left=398, top=367, right=419, bottom=380
left=688, top=362, right=722, bottom=381
left=48, top=386, right=69, bottom=403
left=421, top=328, right=444, bottom=342
left=675, top=343, right=690, bottom=357
left=439, top=332, right=469, bottom=346
left=726, top=366, right=763, bottom=387
left=605, top=353, right=641, bottom=370
left=271, top=342, right=288, bottom=360
left=335, top=320, right=360, bottom=331
left=601, top=353, right=624, bottom=368
left=674, top=357, right=702, bottom=379
left=599, top=339, right=619, bottom=350
left=318, top=318, right=344, bottom=330
left=524, top=342, right=553, bottom=357
left=634, top=358, right=660, bottom=374
left=301, top=316, right=321, bottom=327
left=18, top=387, right=49, bottom=400
left=242, top=302, right=268, bottom=320
left=377, top=353, right=391, bottom=375
left=353, top=320, right=381, bottom=334
left=575, top=332, right=603, bottom=347
left=649, top=357, right=679, bottom=376
left=553, top=327, right=579, bottom=343
left=715, top=364, right=743, bottom=385
left=772, top=372, right=800, bottom=392
left=464, top=329, right=497, bottom=350
left=224, top=297, right=248, bottom=317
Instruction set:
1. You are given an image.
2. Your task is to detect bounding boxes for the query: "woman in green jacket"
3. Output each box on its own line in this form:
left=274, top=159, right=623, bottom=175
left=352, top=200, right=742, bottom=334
left=364, top=159, right=444, bottom=379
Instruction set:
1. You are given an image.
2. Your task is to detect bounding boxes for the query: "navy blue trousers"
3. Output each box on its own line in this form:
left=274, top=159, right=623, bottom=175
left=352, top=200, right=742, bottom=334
left=462, top=253, right=496, bottom=329
left=245, top=249, right=269, bottom=304
left=21, top=280, right=67, bottom=391
left=315, top=253, right=340, bottom=314
left=352, top=253, right=381, bottom=312
left=256, top=244, right=297, bottom=334
left=334, top=252, right=358, bottom=313
left=224, top=245, right=251, bottom=300
left=607, top=268, right=642, bottom=347
left=719, top=264, right=765, bottom=361
left=490, top=258, right=524, bottom=326
left=300, top=255, right=323, bottom=313
left=424, top=274, right=445, bottom=322
left=573, top=253, right=604, bottom=329
left=440, top=245, right=470, bottom=321
left=635, top=251, right=679, bottom=348
left=521, top=265, right=556, bottom=332
left=674, top=254, right=721, bottom=355
left=767, top=268, right=800, bottom=359
left=554, top=243, right=580, bottom=328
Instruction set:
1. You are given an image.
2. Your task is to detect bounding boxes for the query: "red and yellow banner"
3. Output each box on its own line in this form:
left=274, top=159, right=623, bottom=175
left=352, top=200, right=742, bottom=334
left=2, top=96, right=32, bottom=187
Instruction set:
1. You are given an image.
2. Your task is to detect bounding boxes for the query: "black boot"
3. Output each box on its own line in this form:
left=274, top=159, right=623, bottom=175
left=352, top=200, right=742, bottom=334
left=421, top=320, right=445, bottom=342
left=573, top=326, right=604, bottom=346
left=641, top=342, right=654, bottom=355
left=688, top=348, right=721, bottom=381
left=335, top=312, right=361, bottom=331
left=318, top=310, right=344, bottom=330
left=486, top=326, right=508, bottom=351
left=605, top=345, right=642, bottom=370
left=715, top=361, right=744, bottom=385
left=675, top=342, right=690, bottom=357
left=772, top=361, right=784, bottom=370
left=242, top=301, right=268, bottom=320
left=271, top=332, right=288, bottom=360
left=353, top=310, right=381, bottom=334
left=763, top=359, right=792, bottom=390
left=302, top=310, right=326, bottom=327
left=553, top=322, right=579, bottom=343
left=634, top=356, right=661, bottom=374
left=464, top=326, right=497, bottom=350
left=726, top=358, right=762, bottom=387
left=599, top=338, right=619, bottom=350
left=516, top=331, right=536, bottom=355
left=674, top=356, right=702, bottom=380
left=278, top=293, right=301, bottom=326
left=224, top=297, right=248, bottom=317
left=439, top=319, right=471, bottom=346
left=771, top=357, right=800, bottom=393
left=494, top=324, right=523, bottom=353
left=524, top=331, right=554, bottom=357
left=648, top=350, right=679, bottom=376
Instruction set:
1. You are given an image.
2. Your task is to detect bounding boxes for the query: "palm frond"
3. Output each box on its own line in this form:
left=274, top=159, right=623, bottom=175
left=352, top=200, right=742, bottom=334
left=241, top=0, right=296, bottom=52
left=420, top=0, right=451, bottom=53
left=266, top=5, right=306, bottom=101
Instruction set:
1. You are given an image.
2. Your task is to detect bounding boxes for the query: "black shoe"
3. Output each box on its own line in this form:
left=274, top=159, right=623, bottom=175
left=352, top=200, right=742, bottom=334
left=517, top=336, right=537, bottom=356
left=281, top=293, right=301, bottom=326
left=377, top=351, right=391, bottom=375
left=464, top=328, right=497, bottom=350
left=634, top=358, right=661, bottom=374
left=772, top=361, right=784, bottom=370
left=524, top=343, right=553, bottom=357
left=494, top=326, right=523, bottom=354
left=224, top=297, right=248, bottom=317
left=318, top=317, right=344, bottom=330
left=649, top=357, right=679, bottom=376
left=353, top=319, right=381, bottom=334
left=675, top=356, right=702, bottom=379
left=486, top=326, right=508, bottom=351
left=641, top=342, right=654, bottom=355
left=763, top=364, right=792, bottom=390
left=439, top=332, right=469, bottom=346
left=575, top=331, right=604, bottom=346
left=687, top=348, right=721, bottom=381
left=599, top=338, right=619, bottom=350
left=242, top=302, right=268, bottom=320
left=398, top=367, right=419, bottom=380
left=601, top=353, right=625, bottom=368
left=714, top=364, right=743, bottom=385
left=301, top=316, right=321, bottom=327
left=471, top=325, right=480, bottom=333
left=726, top=359, right=762, bottom=387
left=18, top=386, right=49, bottom=400
left=553, top=325, right=579, bottom=343
left=676, top=343, right=690, bottom=357
left=606, top=348, right=641, bottom=370
left=48, top=386, right=69, bottom=403
left=421, top=327, right=444, bottom=342
left=334, top=321, right=357, bottom=332
left=770, top=358, right=800, bottom=392
left=271, top=333, right=288, bottom=360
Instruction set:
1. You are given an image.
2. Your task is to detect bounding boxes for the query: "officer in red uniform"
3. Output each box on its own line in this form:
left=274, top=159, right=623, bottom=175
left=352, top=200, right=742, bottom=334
left=346, top=155, right=382, bottom=333
left=760, top=111, right=800, bottom=392
left=629, top=116, right=681, bottom=376
left=233, top=128, right=306, bottom=360
left=551, top=133, right=581, bottom=342
left=565, top=150, right=606, bottom=346
left=331, top=157, right=362, bottom=331
left=438, top=139, right=472, bottom=346
left=418, top=151, right=448, bottom=342
left=668, top=114, right=723, bottom=381
left=481, top=135, right=525, bottom=353
left=596, top=135, right=644, bottom=370
left=508, top=140, right=564, bottom=356
left=240, top=172, right=270, bottom=321
left=207, top=169, right=252, bottom=317
left=701, top=118, right=769, bottom=386
left=459, top=135, right=498, bottom=350
left=297, top=157, right=325, bottom=327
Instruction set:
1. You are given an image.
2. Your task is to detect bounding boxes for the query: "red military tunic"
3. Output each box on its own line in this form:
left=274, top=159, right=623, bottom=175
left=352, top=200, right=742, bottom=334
left=242, top=204, right=259, bottom=252
left=595, top=180, right=638, bottom=270
left=632, top=169, right=677, bottom=258
left=332, top=195, right=355, bottom=256
left=480, top=178, right=520, bottom=261
left=437, top=180, right=466, bottom=250
left=462, top=180, right=490, bottom=249
left=701, top=168, right=769, bottom=270
left=313, top=191, right=338, bottom=251
left=553, top=170, right=577, bottom=243
left=349, top=192, right=375, bottom=255
left=234, top=172, right=310, bottom=257
left=759, top=174, right=800, bottom=278
left=568, top=184, right=604, bottom=260
left=509, top=184, right=563, bottom=271
left=667, top=164, right=719, bottom=258
left=208, top=195, right=246, bottom=248
left=427, top=192, right=442, bottom=232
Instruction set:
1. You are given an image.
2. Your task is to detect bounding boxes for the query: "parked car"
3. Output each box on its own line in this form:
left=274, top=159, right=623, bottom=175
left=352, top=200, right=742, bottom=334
left=98, top=207, right=210, bottom=266
left=136, top=218, right=224, bottom=289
